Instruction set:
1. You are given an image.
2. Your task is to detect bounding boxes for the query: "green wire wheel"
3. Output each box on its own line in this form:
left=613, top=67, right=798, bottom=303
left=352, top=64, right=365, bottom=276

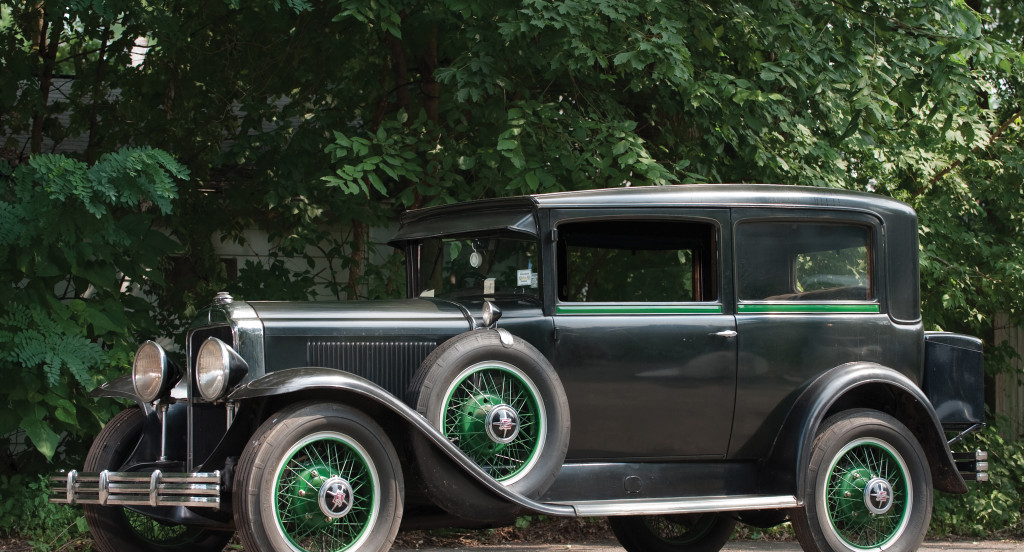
left=823, top=438, right=911, bottom=549
left=440, top=361, right=545, bottom=483
left=407, top=330, right=570, bottom=522
left=792, top=409, right=932, bottom=552
left=271, top=432, right=379, bottom=551
left=234, top=402, right=404, bottom=552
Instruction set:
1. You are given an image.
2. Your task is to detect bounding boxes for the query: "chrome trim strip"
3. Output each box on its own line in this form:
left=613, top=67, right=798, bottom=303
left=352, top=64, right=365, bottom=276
left=149, top=470, right=161, bottom=507
left=556, top=495, right=799, bottom=517
left=65, top=470, right=77, bottom=505
left=98, top=471, right=109, bottom=505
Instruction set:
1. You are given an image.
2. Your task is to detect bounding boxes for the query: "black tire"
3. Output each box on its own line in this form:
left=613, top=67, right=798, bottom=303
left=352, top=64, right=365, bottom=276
left=791, top=409, right=932, bottom=552
left=83, top=408, right=233, bottom=552
left=608, top=514, right=736, bottom=552
left=406, top=330, right=570, bottom=521
left=233, top=402, right=403, bottom=552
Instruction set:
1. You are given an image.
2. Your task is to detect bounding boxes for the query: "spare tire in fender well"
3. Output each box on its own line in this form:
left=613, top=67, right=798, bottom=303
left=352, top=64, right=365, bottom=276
left=406, top=329, right=571, bottom=522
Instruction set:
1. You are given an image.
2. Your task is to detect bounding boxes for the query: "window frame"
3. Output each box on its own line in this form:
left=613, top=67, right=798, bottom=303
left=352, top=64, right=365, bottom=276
left=548, top=210, right=728, bottom=316
left=732, top=212, right=884, bottom=315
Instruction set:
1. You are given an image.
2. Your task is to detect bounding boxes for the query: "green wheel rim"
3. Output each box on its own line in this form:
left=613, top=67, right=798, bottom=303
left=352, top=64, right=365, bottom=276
left=823, top=437, right=911, bottom=550
left=272, top=431, right=380, bottom=552
left=643, top=514, right=718, bottom=545
left=441, top=361, right=545, bottom=483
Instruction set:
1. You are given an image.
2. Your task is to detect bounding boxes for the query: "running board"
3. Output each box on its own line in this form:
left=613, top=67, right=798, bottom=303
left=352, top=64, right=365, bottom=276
left=552, top=495, right=799, bottom=517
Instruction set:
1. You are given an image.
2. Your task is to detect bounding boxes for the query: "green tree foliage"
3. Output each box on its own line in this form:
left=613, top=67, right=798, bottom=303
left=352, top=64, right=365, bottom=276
left=0, top=148, right=185, bottom=468
left=3, top=0, right=1024, bottom=538
left=4, top=0, right=1022, bottom=335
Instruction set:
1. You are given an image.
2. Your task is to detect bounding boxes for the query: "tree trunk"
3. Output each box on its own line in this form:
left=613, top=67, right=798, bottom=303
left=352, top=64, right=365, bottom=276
left=346, top=221, right=367, bottom=300
left=421, top=26, right=439, bottom=124
left=85, top=29, right=111, bottom=164
left=389, top=34, right=409, bottom=111
left=30, top=7, right=61, bottom=154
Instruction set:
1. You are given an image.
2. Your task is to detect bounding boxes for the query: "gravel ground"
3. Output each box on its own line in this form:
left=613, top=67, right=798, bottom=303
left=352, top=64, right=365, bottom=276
left=391, top=538, right=1024, bottom=552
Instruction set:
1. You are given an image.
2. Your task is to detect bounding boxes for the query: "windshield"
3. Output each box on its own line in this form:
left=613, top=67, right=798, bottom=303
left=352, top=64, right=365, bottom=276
left=416, top=235, right=540, bottom=300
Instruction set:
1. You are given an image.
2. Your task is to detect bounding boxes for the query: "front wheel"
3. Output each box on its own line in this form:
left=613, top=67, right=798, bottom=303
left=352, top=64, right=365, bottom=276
left=83, top=408, right=233, bottom=552
left=791, top=409, right=932, bottom=552
left=608, top=514, right=736, bottom=552
left=233, top=402, right=404, bottom=552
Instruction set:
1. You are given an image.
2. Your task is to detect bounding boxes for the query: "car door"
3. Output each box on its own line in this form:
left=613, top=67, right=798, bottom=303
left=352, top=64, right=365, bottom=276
left=547, top=208, right=737, bottom=460
left=725, top=209, right=919, bottom=458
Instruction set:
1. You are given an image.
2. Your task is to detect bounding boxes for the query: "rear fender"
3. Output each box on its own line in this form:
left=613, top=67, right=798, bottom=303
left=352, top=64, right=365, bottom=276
left=763, top=362, right=967, bottom=498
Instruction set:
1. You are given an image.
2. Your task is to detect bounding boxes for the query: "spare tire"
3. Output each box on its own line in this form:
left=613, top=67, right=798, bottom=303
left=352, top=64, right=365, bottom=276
left=406, top=330, right=570, bottom=521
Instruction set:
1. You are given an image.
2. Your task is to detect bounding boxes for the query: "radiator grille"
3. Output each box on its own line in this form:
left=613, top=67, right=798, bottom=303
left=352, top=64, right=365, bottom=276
left=307, top=339, right=438, bottom=396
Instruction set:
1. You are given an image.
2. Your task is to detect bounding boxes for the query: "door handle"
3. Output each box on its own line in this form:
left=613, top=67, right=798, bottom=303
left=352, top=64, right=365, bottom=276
left=711, top=330, right=738, bottom=338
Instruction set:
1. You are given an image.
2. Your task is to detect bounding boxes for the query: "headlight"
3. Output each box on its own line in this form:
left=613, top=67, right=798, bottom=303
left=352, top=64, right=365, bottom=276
left=133, top=341, right=177, bottom=403
left=195, top=337, right=249, bottom=401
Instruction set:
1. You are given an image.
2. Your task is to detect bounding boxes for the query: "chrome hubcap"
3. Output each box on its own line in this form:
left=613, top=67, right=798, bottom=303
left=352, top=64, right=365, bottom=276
left=317, top=476, right=354, bottom=519
left=863, top=477, right=894, bottom=515
left=484, top=404, right=520, bottom=444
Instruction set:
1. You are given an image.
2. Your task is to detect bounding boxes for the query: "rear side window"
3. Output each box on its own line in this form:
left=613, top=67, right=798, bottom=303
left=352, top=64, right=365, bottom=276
left=736, top=221, right=872, bottom=302
left=557, top=220, right=717, bottom=303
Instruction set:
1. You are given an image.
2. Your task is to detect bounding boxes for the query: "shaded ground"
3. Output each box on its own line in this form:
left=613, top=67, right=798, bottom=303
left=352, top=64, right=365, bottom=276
left=2, top=518, right=1021, bottom=551
left=391, top=541, right=1024, bottom=552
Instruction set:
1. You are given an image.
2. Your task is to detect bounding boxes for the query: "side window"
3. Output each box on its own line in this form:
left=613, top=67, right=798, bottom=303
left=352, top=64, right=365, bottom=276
left=736, top=221, right=872, bottom=302
left=557, top=220, right=717, bottom=303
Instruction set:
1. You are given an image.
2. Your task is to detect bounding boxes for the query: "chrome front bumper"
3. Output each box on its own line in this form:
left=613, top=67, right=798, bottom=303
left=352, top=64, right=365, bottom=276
left=49, top=469, right=222, bottom=508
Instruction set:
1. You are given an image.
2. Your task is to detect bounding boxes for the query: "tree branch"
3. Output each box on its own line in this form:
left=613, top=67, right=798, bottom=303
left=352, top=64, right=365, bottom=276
left=928, top=108, right=1023, bottom=187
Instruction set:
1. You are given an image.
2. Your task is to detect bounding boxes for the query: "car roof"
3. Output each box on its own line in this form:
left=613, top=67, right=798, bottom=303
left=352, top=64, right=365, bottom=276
left=397, top=184, right=915, bottom=226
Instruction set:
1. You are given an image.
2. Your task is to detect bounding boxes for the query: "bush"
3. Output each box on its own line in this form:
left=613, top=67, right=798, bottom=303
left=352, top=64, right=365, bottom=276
left=0, top=475, right=91, bottom=551
left=1, top=150, right=187, bottom=550
left=930, top=420, right=1024, bottom=538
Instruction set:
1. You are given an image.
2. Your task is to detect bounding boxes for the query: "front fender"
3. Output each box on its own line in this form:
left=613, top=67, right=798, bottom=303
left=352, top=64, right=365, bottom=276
left=763, top=362, right=967, bottom=498
left=91, top=375, right=153, bottom=415
left=227, top=367, right=576, bottom=517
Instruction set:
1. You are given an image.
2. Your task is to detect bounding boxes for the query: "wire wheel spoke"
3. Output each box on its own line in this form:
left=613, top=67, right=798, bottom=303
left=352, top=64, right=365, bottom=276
left=274, top=435, right=378, bottom=552
left=123, top=508, right=193, bottom=544
left=825, top=439, right=909, bottom=549
left=443, top=362, right=544, bottom=481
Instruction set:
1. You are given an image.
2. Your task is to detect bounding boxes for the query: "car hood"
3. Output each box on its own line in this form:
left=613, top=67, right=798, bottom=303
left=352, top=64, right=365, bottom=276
left=247, top=298, right=475, bottom=337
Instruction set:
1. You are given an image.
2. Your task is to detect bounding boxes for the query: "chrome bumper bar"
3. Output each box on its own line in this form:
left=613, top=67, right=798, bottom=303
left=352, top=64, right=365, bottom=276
left=49, top=469, right=221, bottom=508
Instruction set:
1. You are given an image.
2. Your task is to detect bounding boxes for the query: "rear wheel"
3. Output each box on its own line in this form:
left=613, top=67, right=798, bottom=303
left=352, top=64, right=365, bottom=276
left=791, top=409, right=932, bottom=552
left=608, top=514, right=736, bottom=552
left=83, top=408, right=233, bottom=552
left=233, top=402, right=403, bottom=552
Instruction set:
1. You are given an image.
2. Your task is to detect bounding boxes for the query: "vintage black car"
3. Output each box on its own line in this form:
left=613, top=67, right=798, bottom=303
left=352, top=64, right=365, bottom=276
left=51, top=184, right=987, bottom=552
